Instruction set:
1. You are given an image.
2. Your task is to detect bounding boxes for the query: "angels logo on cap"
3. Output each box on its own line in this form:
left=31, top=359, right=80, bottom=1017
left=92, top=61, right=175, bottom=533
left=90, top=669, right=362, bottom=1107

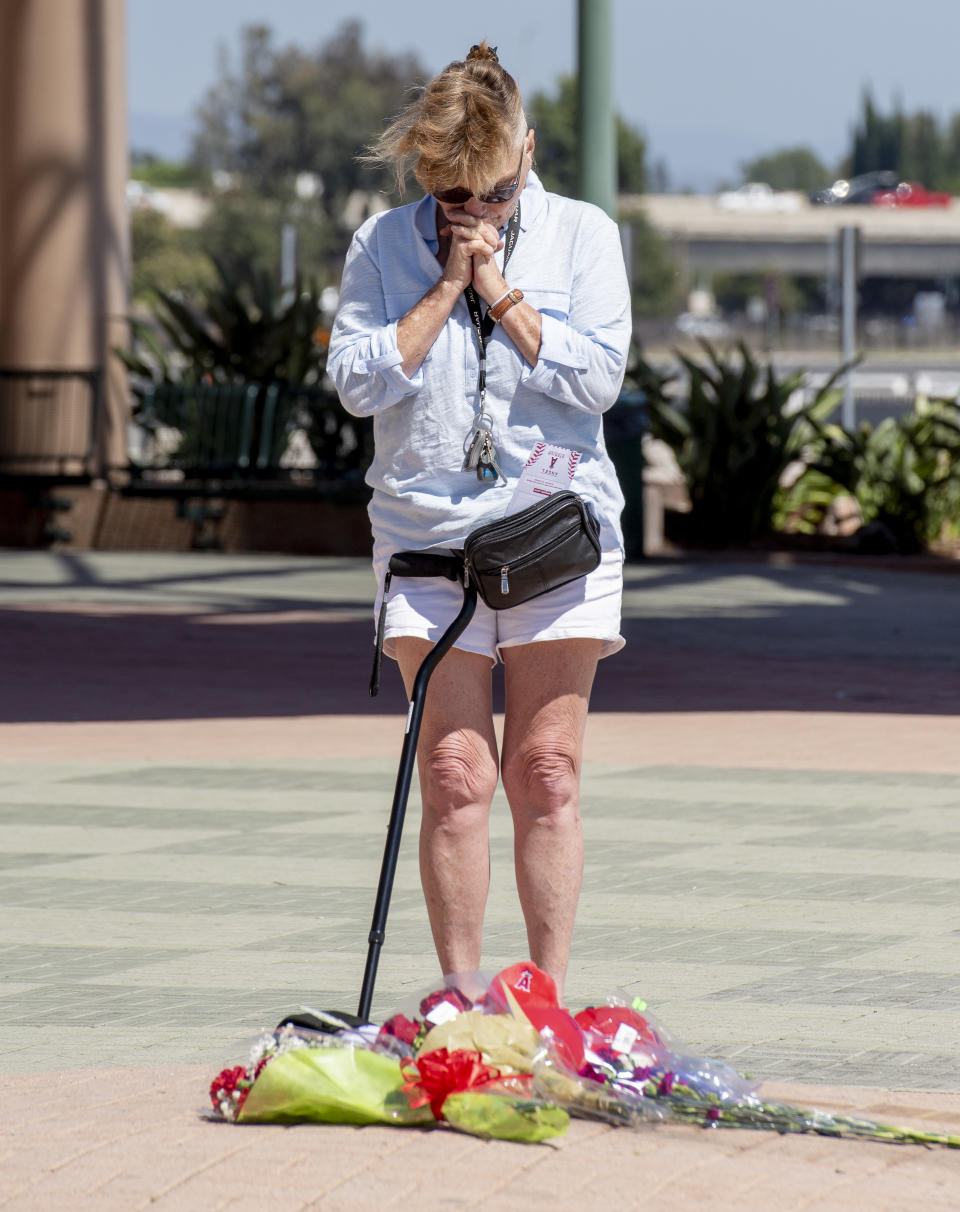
left=487, top=961, right=586, bottom=1070
left=489, top=961, right=558, bottom=1010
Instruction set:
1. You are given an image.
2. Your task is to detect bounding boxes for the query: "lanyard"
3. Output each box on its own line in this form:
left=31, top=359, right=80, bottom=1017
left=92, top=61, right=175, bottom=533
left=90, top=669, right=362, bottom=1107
left=463, top=203, right=521, bottom=407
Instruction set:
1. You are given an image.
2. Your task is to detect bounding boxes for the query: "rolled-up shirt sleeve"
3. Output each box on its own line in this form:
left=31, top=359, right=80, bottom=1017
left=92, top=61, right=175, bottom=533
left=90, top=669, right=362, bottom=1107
left=328, top=234, right=424, bottom=418
left=523, top=214, right=631, bottom=415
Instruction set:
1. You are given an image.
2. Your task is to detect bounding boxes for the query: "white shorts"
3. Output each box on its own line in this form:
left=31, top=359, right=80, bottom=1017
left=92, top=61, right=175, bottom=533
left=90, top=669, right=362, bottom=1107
left=373, top=548, right=625, bottom=666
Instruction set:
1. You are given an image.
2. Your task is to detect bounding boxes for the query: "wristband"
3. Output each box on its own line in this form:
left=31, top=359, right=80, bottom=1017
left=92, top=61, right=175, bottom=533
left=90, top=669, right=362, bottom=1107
left=489, top=289, right=524, bottom=323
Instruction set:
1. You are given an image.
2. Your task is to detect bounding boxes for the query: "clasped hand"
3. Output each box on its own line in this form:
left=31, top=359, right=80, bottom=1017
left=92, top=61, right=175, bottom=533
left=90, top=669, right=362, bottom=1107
left=440, top=212, right=505, bottom=302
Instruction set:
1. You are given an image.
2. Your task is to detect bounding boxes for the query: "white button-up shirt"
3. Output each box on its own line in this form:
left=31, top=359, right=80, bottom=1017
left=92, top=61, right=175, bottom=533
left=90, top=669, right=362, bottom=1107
left=329, top=172, right=631, bottom=559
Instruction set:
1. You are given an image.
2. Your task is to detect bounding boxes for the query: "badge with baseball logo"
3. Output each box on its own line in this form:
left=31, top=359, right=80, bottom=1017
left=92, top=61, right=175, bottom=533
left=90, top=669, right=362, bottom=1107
left=508, top=441, right=582, bottom=511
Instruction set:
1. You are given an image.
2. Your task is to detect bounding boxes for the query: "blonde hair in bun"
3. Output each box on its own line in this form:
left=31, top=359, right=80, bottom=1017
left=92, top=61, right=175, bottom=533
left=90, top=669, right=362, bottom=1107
left=363, top=40, right=528, bottom=197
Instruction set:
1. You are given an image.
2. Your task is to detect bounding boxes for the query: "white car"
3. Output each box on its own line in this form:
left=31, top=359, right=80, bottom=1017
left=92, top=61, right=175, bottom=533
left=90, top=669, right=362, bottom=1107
left=715, top=182, right=803, bottom=213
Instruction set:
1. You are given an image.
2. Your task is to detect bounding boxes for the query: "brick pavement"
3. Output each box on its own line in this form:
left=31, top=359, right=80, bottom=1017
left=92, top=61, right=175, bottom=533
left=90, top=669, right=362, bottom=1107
left=0, top=550, right=958, bottom=1209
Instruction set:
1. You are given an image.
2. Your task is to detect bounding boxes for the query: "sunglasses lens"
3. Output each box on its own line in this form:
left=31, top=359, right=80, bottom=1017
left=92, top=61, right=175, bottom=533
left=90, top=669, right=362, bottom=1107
left=479, top=186, right=513, bottom=204
left=434, top=187, right=472, bottom=204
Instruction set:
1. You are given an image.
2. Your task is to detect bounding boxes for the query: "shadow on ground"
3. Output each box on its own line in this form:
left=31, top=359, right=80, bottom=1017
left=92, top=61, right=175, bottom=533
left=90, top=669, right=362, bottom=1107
left=1, top=551, right=958, bottom=722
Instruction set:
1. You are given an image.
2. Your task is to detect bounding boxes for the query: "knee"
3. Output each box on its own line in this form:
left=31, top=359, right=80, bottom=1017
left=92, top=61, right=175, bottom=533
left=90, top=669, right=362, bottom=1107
left=502, top=742, right=580, bottom=817
left=420, top=733, right=499, bottom=814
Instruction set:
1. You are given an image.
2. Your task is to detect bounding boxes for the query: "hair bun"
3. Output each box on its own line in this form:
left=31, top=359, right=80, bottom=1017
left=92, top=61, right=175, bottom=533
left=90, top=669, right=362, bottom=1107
left=467, top=42, right=499, bottom=64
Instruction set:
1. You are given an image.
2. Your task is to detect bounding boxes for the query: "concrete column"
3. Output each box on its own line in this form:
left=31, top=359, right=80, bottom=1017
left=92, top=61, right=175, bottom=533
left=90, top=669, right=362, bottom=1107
left=0, top=0, right=129, bottom=475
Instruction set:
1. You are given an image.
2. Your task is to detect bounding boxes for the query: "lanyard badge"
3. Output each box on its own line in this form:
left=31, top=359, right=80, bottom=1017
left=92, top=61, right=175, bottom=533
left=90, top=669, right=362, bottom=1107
left=461, top=204, right=521, bottom=485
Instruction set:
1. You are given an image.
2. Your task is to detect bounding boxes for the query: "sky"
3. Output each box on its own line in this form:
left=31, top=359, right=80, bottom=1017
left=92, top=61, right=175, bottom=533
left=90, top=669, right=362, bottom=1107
left=127, top=0, right=960, bottom=191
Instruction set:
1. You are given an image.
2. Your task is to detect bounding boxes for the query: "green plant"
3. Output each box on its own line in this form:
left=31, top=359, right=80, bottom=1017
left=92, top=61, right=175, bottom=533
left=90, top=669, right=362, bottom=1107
left=116, top=256, right=361, bottom=474
left=628, top=341, right=846, bottom=546
left=792, top=398, right=960, bottom=553
left=119, top=255, right=328, bottom=390
left=130, top=209, right=217, bottom=303
left=773, top=467, right=849, bottom=535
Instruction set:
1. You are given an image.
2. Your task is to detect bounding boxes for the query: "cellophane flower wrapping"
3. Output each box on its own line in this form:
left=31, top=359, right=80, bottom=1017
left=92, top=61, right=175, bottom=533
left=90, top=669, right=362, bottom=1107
left=209, top=963, right=960, bottom=1148
left=440, top=1087, right=570, bottom=1142
left=238, top=1043, right=433, bottom=1126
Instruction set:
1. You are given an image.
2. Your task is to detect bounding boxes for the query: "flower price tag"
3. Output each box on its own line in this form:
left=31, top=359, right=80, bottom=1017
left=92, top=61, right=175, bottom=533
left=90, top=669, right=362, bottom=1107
left=424, top=999, right=464, bottom=1027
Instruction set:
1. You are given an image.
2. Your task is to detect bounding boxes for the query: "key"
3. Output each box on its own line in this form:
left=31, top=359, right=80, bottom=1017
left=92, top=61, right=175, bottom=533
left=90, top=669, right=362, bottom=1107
left=463, top=426, right=489, bottom=471
left=477, top=433, right=503, bottom=483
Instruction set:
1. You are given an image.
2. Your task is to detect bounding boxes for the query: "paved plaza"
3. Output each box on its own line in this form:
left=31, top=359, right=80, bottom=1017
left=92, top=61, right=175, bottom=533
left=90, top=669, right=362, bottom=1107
left=0, top=549, right=958, bottom=1209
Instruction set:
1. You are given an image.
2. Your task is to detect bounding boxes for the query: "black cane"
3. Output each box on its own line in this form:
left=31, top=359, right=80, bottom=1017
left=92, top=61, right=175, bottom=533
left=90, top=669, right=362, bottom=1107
left=357, top=570, right=477, bottom=1021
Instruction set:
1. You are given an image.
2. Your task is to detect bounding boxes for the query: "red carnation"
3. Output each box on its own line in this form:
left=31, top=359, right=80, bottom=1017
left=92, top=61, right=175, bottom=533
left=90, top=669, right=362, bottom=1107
left=378, top=1013, right=421, bottom=1046
left=210, top=1066, right=252, bottom=1118
left=418, top=986, right=473, bottom=1018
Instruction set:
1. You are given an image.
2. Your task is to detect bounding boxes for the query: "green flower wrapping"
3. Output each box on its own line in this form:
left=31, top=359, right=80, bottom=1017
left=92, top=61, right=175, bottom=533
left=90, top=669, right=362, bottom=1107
left=238, top=1046, right=433, bottom=1126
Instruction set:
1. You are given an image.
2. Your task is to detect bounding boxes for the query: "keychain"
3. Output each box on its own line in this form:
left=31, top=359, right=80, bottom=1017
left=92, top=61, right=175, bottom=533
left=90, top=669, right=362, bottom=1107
left=477, top=431, right=503, bottom=482
left=463, top=391, right=504, bottom=484
left=463, top=425, right=490, bottom=472
left=463, top=425, right=504, bottom=483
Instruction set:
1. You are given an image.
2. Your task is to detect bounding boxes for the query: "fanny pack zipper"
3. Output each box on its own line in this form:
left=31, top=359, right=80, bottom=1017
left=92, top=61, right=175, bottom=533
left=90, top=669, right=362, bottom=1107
left=482, top=519, right=584, bottom=595
left=463, top=494, right=587, bottom=560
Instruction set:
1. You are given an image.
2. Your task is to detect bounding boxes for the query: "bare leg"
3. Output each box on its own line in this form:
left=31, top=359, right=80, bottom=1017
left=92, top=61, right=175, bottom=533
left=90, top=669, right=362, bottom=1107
left=394, top=638, right=499, bottom=976
left=500, top=639, right=601, bottom=997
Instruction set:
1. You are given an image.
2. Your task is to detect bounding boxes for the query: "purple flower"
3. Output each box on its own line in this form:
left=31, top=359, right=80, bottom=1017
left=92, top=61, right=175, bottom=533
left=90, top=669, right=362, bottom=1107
left=658, top=1072, right=675, bottom=1096
left=577, top=1061, right=610, bottom=1084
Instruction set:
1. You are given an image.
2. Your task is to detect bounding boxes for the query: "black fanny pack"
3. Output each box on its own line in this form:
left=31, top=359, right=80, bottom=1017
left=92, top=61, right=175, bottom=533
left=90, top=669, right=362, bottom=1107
left=463, top=489, right=601, bottom=609
left=370, top=491, right=601, bottom=695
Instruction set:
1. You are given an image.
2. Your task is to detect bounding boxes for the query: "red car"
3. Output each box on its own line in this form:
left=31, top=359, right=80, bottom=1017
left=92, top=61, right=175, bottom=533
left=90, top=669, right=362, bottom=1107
left=871, top=181, right=953, bottom=207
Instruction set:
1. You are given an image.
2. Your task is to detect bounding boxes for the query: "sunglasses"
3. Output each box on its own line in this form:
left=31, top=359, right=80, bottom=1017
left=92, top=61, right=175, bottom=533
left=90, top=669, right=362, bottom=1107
left=433, top=143, right=525, bottom=206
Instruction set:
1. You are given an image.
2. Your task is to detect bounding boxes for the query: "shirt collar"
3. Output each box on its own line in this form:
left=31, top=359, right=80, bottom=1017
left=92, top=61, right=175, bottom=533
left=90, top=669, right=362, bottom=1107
left=517, top=170, right=546, bottom=231
left=414, top=193, right=439, bottom=250
left=413, top=168, right=547, bottom=250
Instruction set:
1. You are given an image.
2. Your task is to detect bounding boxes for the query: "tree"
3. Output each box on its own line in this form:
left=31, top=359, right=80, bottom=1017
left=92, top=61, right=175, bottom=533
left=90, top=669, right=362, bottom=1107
left=190, top=22, right=429, bottom=224
left=900, top=111, right=943, bottom=187
left=527, top=76, right=647, bottom=198
left=845, top=91, right=960, bottom=190
left=629, top=214, right=681, bottom=317
left=130, top=152, right=210, bottom=190
left=130, top=210, right=216, bottom=303
left=739, top=146, right=831, bottom=192
left=194, top=188, right=341, bottom=288
left=848, top=91, right=901, bottom=177
left=945, top=115, right=960, bottom=193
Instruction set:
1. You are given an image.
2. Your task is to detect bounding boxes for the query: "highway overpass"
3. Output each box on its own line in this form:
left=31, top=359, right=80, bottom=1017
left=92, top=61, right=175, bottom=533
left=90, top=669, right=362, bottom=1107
left=621, top=195, right=960, bottom=278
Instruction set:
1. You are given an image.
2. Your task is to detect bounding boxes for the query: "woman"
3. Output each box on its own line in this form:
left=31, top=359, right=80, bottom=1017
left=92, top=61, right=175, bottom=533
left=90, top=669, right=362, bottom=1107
left=329, top=42, right=631, bottom=997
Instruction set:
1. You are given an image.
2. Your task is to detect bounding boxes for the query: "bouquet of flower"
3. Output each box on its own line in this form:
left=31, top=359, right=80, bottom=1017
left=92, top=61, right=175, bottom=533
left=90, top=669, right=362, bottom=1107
left=533, top=992, right=960, bottom=1148
left=209, top=964, right=571, bottom=1142
left=209, top=962, right=960, bottom=1149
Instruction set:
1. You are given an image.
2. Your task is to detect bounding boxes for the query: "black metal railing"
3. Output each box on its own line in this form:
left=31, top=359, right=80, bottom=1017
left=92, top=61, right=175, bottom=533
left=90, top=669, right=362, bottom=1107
left=0, top=368, right=101, bottom=479
left=124, top=380, right=373, bottom=501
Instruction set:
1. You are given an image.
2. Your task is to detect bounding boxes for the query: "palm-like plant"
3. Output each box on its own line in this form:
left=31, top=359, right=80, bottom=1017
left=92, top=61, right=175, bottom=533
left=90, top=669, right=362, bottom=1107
left=629, top=341, right=847, bottom=547
left=118, top=254, right=328, bottom=392
left=116, top=256, right=369, bottom=478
